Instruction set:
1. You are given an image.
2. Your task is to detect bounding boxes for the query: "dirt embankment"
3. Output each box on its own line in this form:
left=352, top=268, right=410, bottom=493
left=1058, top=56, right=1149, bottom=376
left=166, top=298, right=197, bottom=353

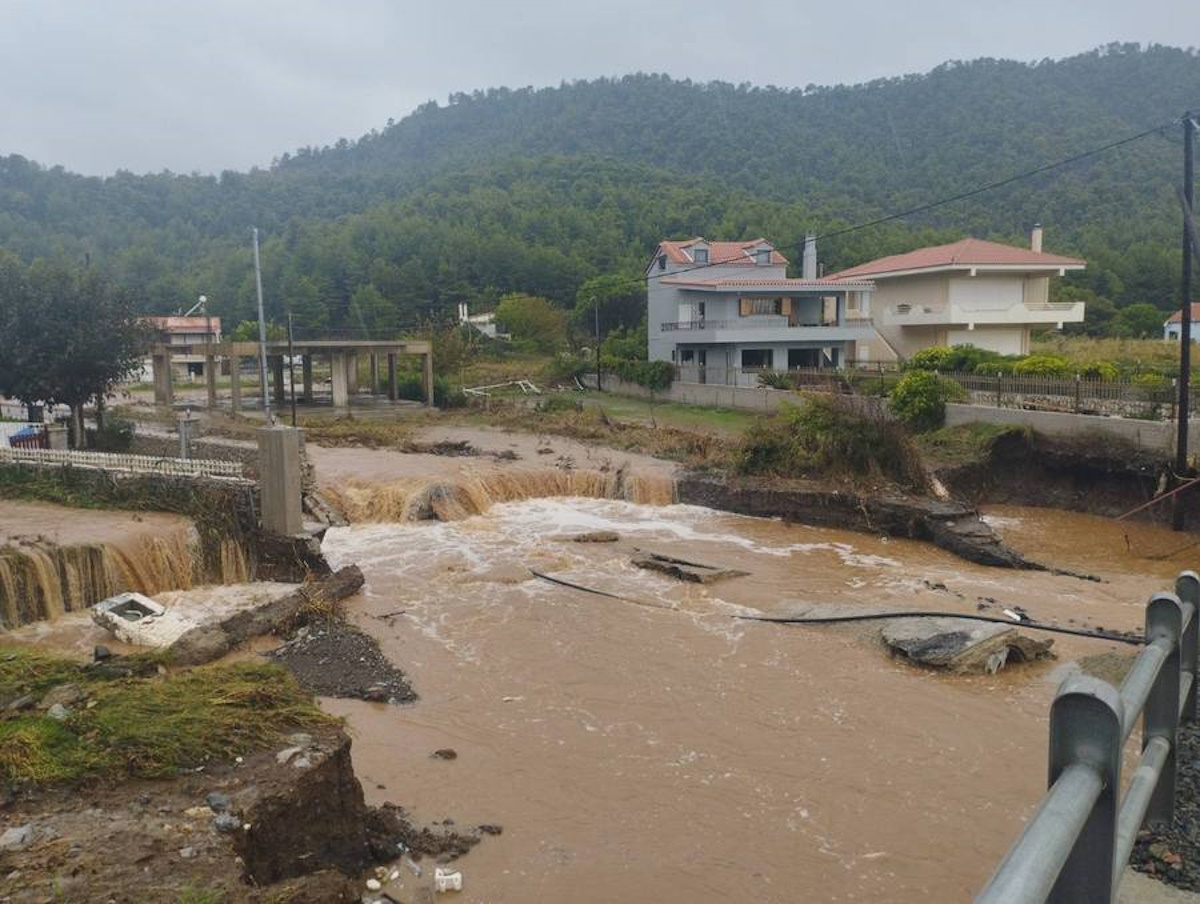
left=676, top=473, right=1043, bottom=569
left=936, top=429, right=1194, bottom=524
left=1, top=724, right=489, bottom=903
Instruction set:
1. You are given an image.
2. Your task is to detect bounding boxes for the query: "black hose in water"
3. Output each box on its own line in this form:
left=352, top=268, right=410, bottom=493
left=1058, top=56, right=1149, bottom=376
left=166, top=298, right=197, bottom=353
left=735, top=611, right=1144, bottom=646
left=529, top=568, right=1144, bottom=646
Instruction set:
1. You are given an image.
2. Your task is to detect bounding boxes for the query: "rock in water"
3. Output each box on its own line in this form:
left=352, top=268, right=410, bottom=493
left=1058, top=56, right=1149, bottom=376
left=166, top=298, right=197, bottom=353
left=881, top=617, right=1053, bottom=674
left=572, top=531, right=620, bottom=543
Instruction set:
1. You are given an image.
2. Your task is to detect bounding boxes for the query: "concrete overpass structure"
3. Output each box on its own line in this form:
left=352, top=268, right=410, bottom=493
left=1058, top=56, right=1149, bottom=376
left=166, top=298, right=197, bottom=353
left=149, top=339, right=434, bottom=412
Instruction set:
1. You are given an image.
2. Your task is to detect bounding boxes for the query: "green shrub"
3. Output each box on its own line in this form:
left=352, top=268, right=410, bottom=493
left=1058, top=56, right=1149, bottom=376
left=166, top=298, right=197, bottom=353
left=888, top=370, right=953, bottom=432
left=606, top=358, right=675, bottom=391
left=543, top=353, right=590, bottom=384
left=89, top=417, right=136, bottom=452
left=906, top=344, right=1007, bottom=374
left=1132, top=372, right=1171, bottom=389
left=394, top=373, right=466, bottom=408
left=972, top=359, right=1018, bottom=375
left=733, top=395, right=926, bottom=489
left=1079, top=361, right=1119, bottom=380
left=1012, top=355, right=1072, bottom=377
left=757, top=371, right=796, bottom=390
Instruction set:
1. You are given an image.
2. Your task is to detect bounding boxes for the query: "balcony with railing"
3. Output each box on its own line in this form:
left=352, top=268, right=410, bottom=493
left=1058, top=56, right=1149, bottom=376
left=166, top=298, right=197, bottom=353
left=883, top=301, right=1084, bottom=327
left=667, top=314, right=873, bottom=333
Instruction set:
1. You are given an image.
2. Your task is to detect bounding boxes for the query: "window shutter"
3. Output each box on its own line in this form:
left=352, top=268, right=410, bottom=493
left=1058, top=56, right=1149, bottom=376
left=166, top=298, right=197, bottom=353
left=740, top=298, right=751, bottom=316
left=779, top=298, right=792, bottom=316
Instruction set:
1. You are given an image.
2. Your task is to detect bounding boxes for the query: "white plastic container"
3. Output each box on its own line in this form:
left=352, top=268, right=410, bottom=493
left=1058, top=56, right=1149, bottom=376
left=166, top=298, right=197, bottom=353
left=434, top=867, right=463, bottom=893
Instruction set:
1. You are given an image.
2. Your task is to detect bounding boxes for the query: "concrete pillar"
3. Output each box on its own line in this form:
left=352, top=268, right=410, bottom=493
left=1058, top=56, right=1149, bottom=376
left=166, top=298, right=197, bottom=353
left=257, top=426, right=304, bottom=536
left=45, top=425, right=68, bottom=451
left=205, top=355, right=217, bottom=408
left=178, top=411, right=199, bottom=459
left=230, top=356, right=242, bottom=413
left=272, top=356, right=286, bottom=406
left=423, top=351, right=435, bottom=407
left=387, top=353, right=398, bottom=401
left=347, top=352, right=359, bottom=395
left=369, top=354, right=380, bottom=395
left=301, top=355, right=313, bottom=403
left=152, top=350, right=173, bottom=406
left=331, top=351, right=349, bottom=408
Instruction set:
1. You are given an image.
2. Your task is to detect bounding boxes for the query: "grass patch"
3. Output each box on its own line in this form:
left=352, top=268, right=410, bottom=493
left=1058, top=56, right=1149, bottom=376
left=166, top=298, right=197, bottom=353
left=733, top=395, right=927, bottom=490
left=915, top=423, right=1027, bottom=466
left=298, top=416, right=420, bottom=449
left=0, top=646, right=332, bottom=785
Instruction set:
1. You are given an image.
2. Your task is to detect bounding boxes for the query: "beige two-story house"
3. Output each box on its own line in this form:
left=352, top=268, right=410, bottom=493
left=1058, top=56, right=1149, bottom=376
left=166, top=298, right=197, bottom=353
left=827, top=228, right=1085, bottom=359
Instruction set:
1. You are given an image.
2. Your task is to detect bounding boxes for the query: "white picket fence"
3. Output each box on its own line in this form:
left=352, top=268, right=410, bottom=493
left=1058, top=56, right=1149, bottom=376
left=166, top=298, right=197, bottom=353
left=0, top=446, right=245, bottom=480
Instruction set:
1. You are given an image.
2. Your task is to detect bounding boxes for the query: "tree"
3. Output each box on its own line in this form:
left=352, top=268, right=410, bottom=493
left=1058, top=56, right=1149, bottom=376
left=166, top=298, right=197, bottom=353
left=494, top=293, right=568, bottom=352
left=572, top=275, right=646, bottom=339
left=0, top=259, right=150, bottom=445
left=1112, top=303, right=1167, bottom=339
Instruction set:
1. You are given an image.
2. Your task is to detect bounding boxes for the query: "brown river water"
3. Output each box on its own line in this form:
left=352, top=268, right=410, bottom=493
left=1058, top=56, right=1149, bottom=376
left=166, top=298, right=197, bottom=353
left=318, top=494, right=1196, bottom=903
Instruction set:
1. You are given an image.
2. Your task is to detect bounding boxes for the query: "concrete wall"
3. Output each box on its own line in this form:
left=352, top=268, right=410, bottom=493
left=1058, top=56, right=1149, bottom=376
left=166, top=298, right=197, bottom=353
left=591, top=374, right=1196, bottom=453
left=589, top=373, right=797, bottom=412
left=943, top=403, right=1200, bottom=455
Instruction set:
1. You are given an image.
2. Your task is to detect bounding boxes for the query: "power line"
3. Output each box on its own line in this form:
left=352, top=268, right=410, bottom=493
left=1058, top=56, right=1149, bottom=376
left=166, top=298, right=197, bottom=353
left=639, top=113, right=1185, bottom=286
left=815, top=116, right=1184, bottom=243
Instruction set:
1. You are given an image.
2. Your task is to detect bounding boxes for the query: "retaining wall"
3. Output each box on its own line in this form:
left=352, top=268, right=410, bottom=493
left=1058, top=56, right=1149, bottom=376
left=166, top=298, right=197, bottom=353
left=591, top=374, right=1199, bottom=455
left=943, top=404, right=1200, bottom=455
left=587, top=374, right=795, bottom=412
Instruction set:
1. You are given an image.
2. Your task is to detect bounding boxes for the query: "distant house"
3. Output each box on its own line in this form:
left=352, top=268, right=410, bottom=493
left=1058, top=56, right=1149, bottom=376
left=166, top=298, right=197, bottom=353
left=1164, top=304, right=1200, bottom=341
left=457, top=303, right=509, bottom=341
left=646, top=237, right=876, bottom=386
left=142, top=315, right=222, bottom=379
left=827, top=228, right=1086, bottom=358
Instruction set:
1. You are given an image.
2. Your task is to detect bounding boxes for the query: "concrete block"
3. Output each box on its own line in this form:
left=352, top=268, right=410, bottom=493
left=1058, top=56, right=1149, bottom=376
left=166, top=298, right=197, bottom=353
left=258, top=426, right=304, bottom=535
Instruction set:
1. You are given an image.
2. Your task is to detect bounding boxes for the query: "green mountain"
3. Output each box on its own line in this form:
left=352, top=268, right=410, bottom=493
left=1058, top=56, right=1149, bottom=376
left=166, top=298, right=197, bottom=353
left=0, top=42, right=1196, bottom=334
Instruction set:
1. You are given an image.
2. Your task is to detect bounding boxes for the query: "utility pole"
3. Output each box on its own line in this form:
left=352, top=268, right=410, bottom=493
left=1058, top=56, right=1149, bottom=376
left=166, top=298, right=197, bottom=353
left=1175, top=113, right=1196, bottom=531
left=252, top=227, right=271, bottom=422
left=594, top=295, right=601, bottom=392
left=287, top=312, right=297, bottom=427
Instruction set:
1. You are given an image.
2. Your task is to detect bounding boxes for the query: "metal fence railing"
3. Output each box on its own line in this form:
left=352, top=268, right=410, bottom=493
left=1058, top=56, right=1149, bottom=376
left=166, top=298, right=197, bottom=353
left=0, top=446, right=246, bottom=480
left=671, top=364, right=1190, bottom=420
left=978, top=571, right=1200, bottom=903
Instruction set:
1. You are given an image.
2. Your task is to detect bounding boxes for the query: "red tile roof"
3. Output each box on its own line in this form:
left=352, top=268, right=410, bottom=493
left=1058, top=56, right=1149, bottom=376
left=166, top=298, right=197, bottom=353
left=661, top=276, right=874, bottom=291
left=827, top=237, right=1085, bottom=280
left=1165, top=304, right=1200, bottom=324
left=657, top=237, right=789, bottom=266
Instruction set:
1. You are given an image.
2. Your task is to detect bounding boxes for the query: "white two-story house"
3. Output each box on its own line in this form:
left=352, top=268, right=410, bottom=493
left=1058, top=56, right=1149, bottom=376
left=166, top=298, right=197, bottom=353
left=646, top=237, right=876, bottom=386
left=826, top=228, right=1086, bottom=358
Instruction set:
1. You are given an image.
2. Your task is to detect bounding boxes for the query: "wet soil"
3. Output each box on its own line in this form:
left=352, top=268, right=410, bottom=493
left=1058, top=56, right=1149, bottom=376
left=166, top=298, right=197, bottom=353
left=270, top=617, right=417, bottom=704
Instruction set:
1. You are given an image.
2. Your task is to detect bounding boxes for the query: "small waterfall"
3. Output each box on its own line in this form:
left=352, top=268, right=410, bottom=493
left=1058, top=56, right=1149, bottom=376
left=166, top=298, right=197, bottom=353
left=0, top=526, right=253, bottom=630
left=325, top=467, right=678, bottom=524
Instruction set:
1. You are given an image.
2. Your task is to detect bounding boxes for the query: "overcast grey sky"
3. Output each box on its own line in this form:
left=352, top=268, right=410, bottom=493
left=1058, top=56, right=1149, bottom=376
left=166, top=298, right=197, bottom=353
left=1, top=0, right=1195, bottom=176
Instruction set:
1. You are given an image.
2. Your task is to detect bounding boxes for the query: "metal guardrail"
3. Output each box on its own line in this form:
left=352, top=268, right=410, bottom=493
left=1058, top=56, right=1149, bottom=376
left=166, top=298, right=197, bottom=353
left=0, top=446, right=246, bottom=480
left=978, top=571, right=1200, bottom=903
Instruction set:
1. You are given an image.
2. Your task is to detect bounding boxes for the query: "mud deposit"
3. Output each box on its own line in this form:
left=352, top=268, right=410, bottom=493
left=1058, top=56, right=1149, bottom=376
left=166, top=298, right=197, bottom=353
left=318, top=496, right=1197, bottom=903
left=271, top=618, right=416, bottom=704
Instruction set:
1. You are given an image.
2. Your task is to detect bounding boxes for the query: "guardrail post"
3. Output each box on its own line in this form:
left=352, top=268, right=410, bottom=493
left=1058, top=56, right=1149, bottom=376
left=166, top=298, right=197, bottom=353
left=1145, top=592, right=1184, bottom=827
left=1177, top=571, right=1200, bottom=721
left=1048, top=676, right=1123, bottom=904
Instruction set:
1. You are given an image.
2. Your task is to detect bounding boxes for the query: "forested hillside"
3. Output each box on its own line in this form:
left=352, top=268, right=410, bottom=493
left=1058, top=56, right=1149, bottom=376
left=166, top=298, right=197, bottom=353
left=0, top=42, right=1196, bottom=336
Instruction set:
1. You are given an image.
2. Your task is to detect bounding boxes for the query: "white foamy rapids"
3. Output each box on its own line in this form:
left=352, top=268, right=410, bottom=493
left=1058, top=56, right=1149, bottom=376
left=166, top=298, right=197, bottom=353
left=321, top=497, right=902, bottom=648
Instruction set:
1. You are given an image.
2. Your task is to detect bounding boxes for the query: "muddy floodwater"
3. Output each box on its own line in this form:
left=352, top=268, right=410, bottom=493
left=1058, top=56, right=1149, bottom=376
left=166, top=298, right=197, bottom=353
left=320, top=499, right=1188, bottom=902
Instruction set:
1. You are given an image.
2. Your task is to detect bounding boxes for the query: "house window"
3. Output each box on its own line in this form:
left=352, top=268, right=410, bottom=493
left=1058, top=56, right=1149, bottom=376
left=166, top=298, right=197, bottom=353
left=739, top=297, right=783, bottom=316
left=756, top=248, right=772, bottom=265
left=741, top=349, right=773, bottom=370
left=693, top=247, right=709, bottom=264
left=657, top=255, right=666, bottom=271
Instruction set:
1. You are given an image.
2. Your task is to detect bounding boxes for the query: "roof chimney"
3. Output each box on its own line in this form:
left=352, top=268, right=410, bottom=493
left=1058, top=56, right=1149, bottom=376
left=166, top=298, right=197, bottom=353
left=802, top=234, right=817, bottom=280
left=1031, top=223, right=1044, bottom=253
